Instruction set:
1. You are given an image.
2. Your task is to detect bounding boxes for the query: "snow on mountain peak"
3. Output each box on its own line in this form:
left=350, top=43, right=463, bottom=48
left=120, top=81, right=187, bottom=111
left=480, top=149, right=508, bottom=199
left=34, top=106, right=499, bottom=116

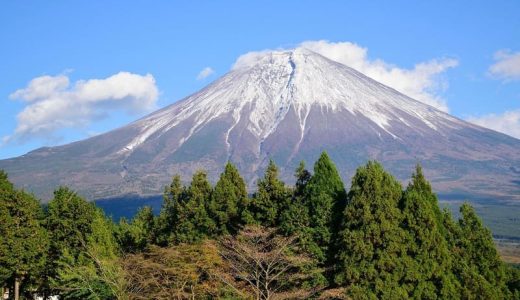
left=119, top=47, right=464, bottom=154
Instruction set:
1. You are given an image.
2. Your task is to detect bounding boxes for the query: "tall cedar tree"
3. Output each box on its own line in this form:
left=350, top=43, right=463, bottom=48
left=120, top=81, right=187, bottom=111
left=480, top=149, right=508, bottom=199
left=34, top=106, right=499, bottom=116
left=155, top=175, right=184, bottom=246
left=172, top=171, right=215, bottom=243
left=44, top=187, right=97, bottom=296
left=56, top=207, right=125, bottom=299
left=209, top=162, right=249, bottom=235
left=449, top=203, right=511, bottom=298
left=335, top=161, right=409, bottom=299
left=508, top=267, right=520, bottom=298
left=248, top=160, right=287, bottom=227
left=304, top=152, right=346, bottom=264
left=0, top=171, right=47, bottom=300
left=117, top=206, right=155, bottom=253
left=400, top=165, right=458, bottom=298
left=279, top=161, right=312, bottom=236
left=278, top=162, right=328, bottom=288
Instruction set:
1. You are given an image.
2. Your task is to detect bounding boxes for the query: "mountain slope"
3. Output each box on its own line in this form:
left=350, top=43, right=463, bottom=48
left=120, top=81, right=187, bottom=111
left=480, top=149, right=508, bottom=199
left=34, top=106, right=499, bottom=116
left=1, top=48, right=519, bottom=201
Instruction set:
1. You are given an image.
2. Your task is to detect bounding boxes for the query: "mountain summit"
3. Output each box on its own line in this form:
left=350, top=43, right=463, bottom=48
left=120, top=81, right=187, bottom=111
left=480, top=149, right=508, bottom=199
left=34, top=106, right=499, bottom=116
left=1, top=48, right=519, bottom=201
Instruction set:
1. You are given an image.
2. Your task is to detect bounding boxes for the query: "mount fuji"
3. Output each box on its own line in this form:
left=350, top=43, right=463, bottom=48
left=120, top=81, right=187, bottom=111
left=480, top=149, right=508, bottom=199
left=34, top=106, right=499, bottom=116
left=1, top=48, right=519, bottom=202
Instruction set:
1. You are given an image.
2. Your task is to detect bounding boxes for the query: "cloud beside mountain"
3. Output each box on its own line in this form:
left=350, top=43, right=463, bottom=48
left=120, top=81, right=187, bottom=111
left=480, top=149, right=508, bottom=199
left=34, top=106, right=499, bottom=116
left=234, top=40, right=458, bottom=112
left=5, top=72, right=158, bottom=143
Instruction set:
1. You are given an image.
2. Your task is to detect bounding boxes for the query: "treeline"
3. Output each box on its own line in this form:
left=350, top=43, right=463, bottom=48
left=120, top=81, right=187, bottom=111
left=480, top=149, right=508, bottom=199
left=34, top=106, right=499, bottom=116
left=1, top=152, right=520, bottom=299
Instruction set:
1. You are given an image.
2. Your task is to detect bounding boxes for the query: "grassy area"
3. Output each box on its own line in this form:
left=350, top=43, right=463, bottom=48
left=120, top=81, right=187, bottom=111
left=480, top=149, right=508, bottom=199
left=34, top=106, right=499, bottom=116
left=496, top=240, right=520, bottom=265
left=440, top=201, right=520, bottom=240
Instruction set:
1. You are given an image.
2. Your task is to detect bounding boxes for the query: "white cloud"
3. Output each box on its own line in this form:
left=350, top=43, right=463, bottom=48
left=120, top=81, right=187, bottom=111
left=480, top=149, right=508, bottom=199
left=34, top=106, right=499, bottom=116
left=489, top=50, right=520, bottom=81
left=233, top=50, right=275, bottom=70
left=467, top=110, right=520, bottom=139
left=233, top=40, right=458, bottom=112
left=196, top=67, right=215, bottom=80
left=5, top=72, right=159, bottom=143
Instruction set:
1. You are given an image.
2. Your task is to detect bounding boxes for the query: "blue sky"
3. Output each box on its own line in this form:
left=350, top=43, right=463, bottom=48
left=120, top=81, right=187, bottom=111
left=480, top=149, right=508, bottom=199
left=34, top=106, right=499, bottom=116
left=1, top=1, right=519, bottom=159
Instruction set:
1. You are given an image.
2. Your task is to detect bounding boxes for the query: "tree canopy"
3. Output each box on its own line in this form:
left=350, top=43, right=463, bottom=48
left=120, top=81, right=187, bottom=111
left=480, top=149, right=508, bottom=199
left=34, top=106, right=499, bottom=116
left=1, top=156, right=519, bottom=299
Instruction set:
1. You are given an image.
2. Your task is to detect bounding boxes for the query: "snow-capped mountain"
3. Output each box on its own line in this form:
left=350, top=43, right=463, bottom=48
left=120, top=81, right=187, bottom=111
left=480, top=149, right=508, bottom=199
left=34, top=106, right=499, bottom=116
left=1, top=48, right=519, bottom=201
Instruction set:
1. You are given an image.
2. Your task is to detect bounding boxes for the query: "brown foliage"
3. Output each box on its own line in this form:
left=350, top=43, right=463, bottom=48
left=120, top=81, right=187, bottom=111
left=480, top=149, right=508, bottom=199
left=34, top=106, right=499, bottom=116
left=122, top=240, right=236, bottom=299
left=218, top=225, right=317, bottom=300
left=121, top=226, right=322, bottom=299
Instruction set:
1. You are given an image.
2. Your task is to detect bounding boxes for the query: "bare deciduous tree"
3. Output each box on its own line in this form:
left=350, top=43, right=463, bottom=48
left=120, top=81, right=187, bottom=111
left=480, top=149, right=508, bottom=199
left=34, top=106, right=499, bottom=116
left=218, top=225, right=318, bottom=300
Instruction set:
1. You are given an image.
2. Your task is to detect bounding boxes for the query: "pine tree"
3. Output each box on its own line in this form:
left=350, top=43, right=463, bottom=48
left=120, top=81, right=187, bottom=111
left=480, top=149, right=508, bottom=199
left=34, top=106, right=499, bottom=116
left=400, top=165, right=458, bottom=298
left=0, top=170, right=15, bottom=285
left=456, top=203, right=510, bottom=298
left=117, top=206, right=156, bottom=253
left=209, top=162, right=249, bottom=235
left=155, top=175, right=185, bottom=246
left=278, top=161, right=328, bottom=287
left=335, top=161, right=409, bottom=299
left=304, top=152, right=346, bottom=263
left=172, top=171, right=215, bottom=243
left=247, top=160, right=287, bottom=227
left=279, top=161, right=311, bottom=236
left=44, top=187, right=97, bottom=296
left=507, top=266, right=520, bottom=298
left=0, top=171, right=48, bottom=300
left=56, top=208, right=126, bottom=299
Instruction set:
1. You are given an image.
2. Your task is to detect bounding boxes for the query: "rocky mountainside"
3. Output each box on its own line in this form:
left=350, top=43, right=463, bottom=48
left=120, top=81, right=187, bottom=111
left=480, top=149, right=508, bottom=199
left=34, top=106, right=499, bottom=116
left=1, top=48, right=519, bottom=201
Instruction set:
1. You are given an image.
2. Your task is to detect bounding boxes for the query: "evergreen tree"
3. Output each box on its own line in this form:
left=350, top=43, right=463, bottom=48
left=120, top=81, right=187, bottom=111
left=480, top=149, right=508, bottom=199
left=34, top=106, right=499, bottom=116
left=247, top=159, right=287, bottom=227
left=0, top=171, right=47, bottom=299
left=507, top=266, right=520, bottom=298
left=294, top=160, right=312, bottom=197
left=44, top=187, right=97, bottom=296
left=155, top=175, right=185, bottom=246
left=456, top=203, right=510, bottom=298
left=172, top=171, right=215, bottom=243
left=335, top=161, right=409, bottom=299
left=0, top=170, right=15, bottom=285
left=304, top=152, right=346, bottom=263
left=56, top=208, right=126, bottom=299
left=209, top=162, right=249, bottom=235
left=400, top=165, right=458, bottom=298
left=117, top=206, right=156, bottom=253
left=279, top=161, right=311, bottom=236
left=278, top=161, right=328, bottom=287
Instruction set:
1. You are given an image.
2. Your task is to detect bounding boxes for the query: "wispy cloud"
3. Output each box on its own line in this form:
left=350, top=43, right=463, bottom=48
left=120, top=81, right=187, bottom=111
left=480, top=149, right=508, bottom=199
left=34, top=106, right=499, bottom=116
left=196, top=67, right=215, bottom=80
left=233, top=40, right=458, bottom=112
left=5, top=72, right=159, bottom=143
left=467, top=110, right=520, bottom=139
left=489, top=50, right=520, bottom=81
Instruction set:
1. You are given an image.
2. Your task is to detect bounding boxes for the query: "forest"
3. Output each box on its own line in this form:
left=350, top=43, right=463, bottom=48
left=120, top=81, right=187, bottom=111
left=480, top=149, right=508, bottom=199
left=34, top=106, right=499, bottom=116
left=1, top=152, right=520, bottom=299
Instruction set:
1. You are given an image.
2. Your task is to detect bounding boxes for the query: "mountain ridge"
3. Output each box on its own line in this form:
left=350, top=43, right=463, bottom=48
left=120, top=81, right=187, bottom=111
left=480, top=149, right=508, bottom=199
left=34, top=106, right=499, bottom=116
left=1, top=47, right=519, bottom=201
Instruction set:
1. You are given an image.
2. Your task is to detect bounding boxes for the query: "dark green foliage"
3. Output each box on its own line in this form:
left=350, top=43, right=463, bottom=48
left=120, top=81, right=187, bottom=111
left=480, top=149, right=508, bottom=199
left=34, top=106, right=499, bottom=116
left=248, top=160, right=288, bottom=227
left=44, top=187, right=98, bottom=296
left=507, top=266, right=520, bottom=298
left=46, top=187, right=97, bottom=269
left=279, top=161, right=311, bottom=236
left=2, top=158, right=518, bottom=299
left=304, top=152, right=346, bottom=263
left=172, top=170, right=215, bottom=243
left=459, top=203, right=507, bottom=284
left=335, top=161, right=409, bottom=298
left=44, top=187, right=126, bottom=299
left=209, top=162, right=249, bottom=235
left=117, top=206, right=156, bottom=253
left=278, top=161, right=328, bottom=287
left=0, top=171, right=48, bottom=295
left=155, top=175, right=184, bottom=246
left=455, top=203, right=510, bottom=298
left=400, top=165, right=458, bottom=298
left=55, top=208, right=125, bottom=299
